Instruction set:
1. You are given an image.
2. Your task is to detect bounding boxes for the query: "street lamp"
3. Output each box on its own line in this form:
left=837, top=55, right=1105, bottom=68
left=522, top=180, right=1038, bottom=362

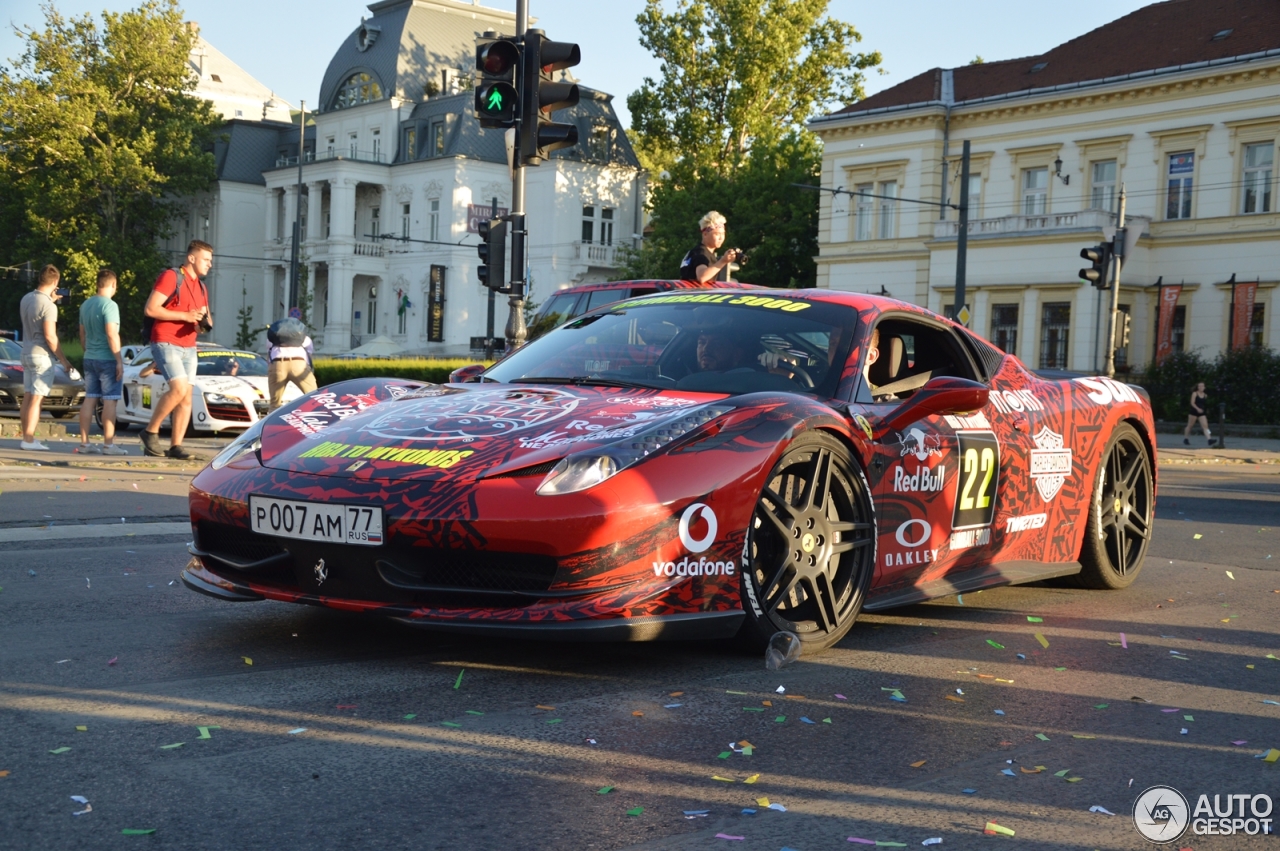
left=1053, top=155, right=1070, bottom=185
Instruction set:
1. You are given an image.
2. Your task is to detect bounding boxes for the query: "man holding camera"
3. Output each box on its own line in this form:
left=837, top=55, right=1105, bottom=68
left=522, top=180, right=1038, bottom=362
left=678, top=211, right=743, bottom=283
left=138, top=239, right=213, bottom=460
left=18, top=265, right=77, bottom=451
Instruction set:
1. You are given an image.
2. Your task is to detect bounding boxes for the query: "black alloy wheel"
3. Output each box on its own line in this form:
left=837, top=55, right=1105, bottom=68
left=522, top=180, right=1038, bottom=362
left=1077, top=422, right=1153, bottom=589
left=738, top=432, right=876, bottom=653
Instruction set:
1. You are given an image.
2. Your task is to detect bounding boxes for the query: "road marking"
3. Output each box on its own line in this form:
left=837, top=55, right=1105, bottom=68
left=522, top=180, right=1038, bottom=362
left=0, top=522, right=190, bottom=543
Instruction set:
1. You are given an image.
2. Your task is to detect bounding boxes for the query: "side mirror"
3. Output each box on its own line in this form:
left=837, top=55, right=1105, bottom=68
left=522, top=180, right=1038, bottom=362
left=449, top=363, right=487, bottom=383
left=874, top=377, right=989, bottom=438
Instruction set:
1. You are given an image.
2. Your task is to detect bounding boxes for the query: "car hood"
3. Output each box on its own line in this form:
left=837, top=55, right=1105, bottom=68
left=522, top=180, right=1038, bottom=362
left=198, top=375, right=267, bottom=396
left=260, top=383, right=729, bottom=483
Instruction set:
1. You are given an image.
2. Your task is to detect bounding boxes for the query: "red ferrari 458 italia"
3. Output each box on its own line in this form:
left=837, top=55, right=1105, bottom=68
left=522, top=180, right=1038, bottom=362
left=183, top=289, right=1156, bottom=652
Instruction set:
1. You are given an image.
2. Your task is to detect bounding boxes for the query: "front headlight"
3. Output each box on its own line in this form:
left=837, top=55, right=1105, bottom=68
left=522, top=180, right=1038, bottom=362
left=205, top=393, right=242, bottom=405
left=537, top=403, right=733, bottom=495
left=210, top=419, right=265, bottom=470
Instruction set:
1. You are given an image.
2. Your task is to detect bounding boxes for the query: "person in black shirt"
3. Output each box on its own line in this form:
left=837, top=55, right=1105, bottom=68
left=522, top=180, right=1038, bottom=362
left=678, top=211, right=741, bottom=282
left=1183, top=381, right=1214, bottom=445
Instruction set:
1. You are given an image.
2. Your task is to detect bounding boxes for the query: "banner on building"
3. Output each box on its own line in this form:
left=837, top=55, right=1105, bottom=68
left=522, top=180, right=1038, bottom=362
left=1231, top=280, right=1258, bottom=350
left=467, top=204, right=508, bottom=234
left=1155, top=284, right=1182, bottom=363
left=427, top=265, right=446, bottom=343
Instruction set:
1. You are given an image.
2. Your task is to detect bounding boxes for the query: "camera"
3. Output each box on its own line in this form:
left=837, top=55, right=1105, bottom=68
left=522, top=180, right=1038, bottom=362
left=729, top=249, right=747, bottom=265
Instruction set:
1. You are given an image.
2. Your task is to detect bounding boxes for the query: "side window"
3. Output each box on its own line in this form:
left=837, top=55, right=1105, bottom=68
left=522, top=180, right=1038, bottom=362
left=585, top=288, right=622, bottom=312
left=628, top=287, right=659, bottom=300
left=856, top=317, right=978, bottom=404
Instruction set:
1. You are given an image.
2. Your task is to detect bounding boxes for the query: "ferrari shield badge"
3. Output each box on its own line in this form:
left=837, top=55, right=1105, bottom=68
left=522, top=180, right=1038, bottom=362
left=854, top=414, right=874, bottom=441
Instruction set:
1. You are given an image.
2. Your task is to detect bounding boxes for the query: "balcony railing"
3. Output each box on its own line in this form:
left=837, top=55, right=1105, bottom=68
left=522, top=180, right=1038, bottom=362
left=353, top=241, right=385, bottom=257
left=274, top=148, right=388, bottom=168
left=933, top=208, right=1119, bottom=239
left=573, top=241, right=619, bottom=266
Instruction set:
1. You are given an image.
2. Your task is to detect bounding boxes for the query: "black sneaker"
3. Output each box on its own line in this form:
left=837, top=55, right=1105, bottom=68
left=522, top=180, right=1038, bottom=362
left=166, top=445, right=195, bottom=461
left=1183, top=438, right=1190, bottom=445
left=139, top=431, right=165, bottom=457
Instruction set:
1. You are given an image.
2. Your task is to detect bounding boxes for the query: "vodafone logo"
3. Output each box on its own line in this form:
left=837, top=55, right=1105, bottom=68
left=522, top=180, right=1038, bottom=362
left=678, top=503, right=718, bottom=553
left=895, top=518, right=932, bottom=548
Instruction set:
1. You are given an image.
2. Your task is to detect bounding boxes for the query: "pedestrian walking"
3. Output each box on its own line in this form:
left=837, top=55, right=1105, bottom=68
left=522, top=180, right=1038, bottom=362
left=1184, top=381, right=1214, bottom=445
left=266, top=316, right=317, bottom=410
left=138, top=240, right=213, bottom=459
left=678, top=211, right=742, bottom=283
left=77, top=269, right=128, bottom=455
left=18, top=265, right=77, bottom=451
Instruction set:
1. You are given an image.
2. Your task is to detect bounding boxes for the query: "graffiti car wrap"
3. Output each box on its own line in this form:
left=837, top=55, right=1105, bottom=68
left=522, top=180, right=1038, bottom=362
left=184, top=289, right=1157, bottom=650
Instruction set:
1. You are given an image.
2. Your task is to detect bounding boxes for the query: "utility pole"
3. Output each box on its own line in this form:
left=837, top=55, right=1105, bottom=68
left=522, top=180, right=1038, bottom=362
left=288, top=100, right=305, bottom=313
left=504, top=0, right=530, bottom=353
left=485, top=197, right=498, bottom=360
left=1104, top=186, right=1126, bottom=378
left=954, top=140, right=970, bottom=326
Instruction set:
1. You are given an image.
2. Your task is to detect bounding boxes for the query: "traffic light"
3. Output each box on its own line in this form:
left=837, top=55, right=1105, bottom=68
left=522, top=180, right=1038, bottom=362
left=477, top=218, right=508, bottom=290
left=1114, top=311, right=1132, bottom=349
left=474, top=34, right=520, bottom=128
left=519, top=29, right=581, bottom=165
left=1079, top=242, right=1113, bottom=289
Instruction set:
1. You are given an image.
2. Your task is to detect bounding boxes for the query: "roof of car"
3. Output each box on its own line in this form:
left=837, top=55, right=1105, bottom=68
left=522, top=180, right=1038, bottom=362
left=545, top=279, right=762, bottom=295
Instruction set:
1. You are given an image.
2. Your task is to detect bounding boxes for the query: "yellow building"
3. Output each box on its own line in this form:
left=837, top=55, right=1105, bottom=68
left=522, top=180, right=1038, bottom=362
left=810, top=0, right=1280, bottom=373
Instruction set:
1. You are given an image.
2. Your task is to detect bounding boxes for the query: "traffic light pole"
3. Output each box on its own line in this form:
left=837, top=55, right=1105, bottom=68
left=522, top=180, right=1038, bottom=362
left=1104, top=186, right=1126, bottom=378
left=955, top=140, right=970, bottom=326
left=485, top=197, right=498, bottom=360
left=504, top=0, right=530, bottom=353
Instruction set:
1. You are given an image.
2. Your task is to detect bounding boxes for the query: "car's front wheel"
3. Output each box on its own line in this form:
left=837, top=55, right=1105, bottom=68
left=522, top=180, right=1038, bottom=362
left=738, top=432, right=876, bottom=654
left=1076, top=422, right=1153, bottom=589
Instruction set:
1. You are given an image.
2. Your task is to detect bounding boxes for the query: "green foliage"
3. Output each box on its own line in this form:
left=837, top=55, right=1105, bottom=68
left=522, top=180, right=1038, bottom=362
left=1137, top=346, right=1280, bottom=424
left=312, top=358, right=493, bottom=388
left=618, top=132, right=822, bottom=288
left=234, top=287, right=259, bottom=350
left=627, top=0, right=880, bottom=173
left=0, top=0, right=219, bottom=332
left=969, top=56, right=986, bottom=65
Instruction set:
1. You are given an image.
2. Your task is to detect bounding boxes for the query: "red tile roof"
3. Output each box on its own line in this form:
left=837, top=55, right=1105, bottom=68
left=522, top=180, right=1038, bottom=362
left=828, top=0, right=1280, bottom=117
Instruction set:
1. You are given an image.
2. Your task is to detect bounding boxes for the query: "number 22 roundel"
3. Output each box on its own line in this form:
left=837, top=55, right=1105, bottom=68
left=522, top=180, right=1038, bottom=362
left=952, top=431, right=1000, bottom=532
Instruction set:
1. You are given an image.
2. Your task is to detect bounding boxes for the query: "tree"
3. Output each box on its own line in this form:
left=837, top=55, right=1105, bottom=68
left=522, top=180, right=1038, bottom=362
left=627, top=0, right=881, bottom=174
left=233, top=285, right=259, bottom=350
left=0, top=0, right=219, bottom=332
left=618, top=131, right=822, bottom=288
left=969, top=55, right=986, bottom=65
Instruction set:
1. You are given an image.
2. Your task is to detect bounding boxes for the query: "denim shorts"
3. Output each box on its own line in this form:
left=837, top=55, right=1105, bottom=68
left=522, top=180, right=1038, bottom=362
left=153, top=343, right=198, bottom=384
left=83, top=357, right=123, bottom=400
left=21, top=352, right=55, bottom=396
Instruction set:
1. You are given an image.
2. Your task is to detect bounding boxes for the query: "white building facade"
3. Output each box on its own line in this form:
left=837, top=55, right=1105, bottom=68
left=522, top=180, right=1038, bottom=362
left=810, top=0, right=1280, bottom=375
left=174, top=0, right=643, bottom=354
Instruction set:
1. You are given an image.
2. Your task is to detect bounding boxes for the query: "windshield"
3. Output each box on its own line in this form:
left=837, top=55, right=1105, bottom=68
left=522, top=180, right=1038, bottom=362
left=486, top=293, right=856, bottom=397
left=0, top=339, right=20, bottom=360
left=197, top=350, right=268, bottom=377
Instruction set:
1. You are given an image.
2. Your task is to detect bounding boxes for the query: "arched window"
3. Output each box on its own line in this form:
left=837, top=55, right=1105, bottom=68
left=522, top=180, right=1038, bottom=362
left=333, top=72, right=383, bottom=109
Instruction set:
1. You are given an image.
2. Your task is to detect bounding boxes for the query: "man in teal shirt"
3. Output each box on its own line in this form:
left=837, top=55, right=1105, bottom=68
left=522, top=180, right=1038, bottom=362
left=77, top=269, right=128, bottom=455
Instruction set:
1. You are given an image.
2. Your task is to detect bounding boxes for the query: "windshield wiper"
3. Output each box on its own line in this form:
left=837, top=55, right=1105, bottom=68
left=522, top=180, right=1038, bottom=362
left=512, top=376, right=666, bottom=390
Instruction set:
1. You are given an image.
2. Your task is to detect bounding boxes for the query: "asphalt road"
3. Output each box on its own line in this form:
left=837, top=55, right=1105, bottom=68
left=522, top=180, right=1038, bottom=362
left=0, top=460, right=1277, bottom=850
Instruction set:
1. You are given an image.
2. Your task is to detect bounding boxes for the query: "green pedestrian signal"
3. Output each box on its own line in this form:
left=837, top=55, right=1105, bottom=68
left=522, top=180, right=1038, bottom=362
left=474, top=35, right=520, bottom=128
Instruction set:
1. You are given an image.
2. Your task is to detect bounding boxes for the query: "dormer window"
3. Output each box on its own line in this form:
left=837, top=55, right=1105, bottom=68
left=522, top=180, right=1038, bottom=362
left=1030, top=62, right=1048, bottom=73
left=333, top=72, right=384, bottom=110
left=1211, top=28, right=1233, bottom=40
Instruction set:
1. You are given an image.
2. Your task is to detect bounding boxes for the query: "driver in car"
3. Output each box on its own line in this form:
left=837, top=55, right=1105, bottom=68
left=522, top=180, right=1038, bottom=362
left=696, top=331, right=750, bottom=372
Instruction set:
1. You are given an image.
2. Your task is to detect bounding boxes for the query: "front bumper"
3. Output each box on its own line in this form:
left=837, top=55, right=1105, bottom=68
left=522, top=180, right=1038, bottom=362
left=181, top=557, right=743, bottom=641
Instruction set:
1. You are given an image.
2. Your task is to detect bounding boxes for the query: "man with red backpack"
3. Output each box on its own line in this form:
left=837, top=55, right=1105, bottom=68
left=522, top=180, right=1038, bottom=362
left=138, top=239, right=213, bottom=459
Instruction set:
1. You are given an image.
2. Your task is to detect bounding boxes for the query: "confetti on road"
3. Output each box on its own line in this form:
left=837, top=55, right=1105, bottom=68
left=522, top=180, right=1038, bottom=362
left=962, top=789, right=976, bottom=794
left=1027, top=616, right=1042, bottom=622
left=1001, top=769, right=1016, bottom=776
left=71, top=795, right=91, bottom=816
left=922, top=839, right=943, bottom=846
left=1226, top=570, right=1235, bottom=579
left=945, top=695, right=964, bottom=703
left=121, top=829, right=156, bottom=836
left=632, top=711, right=644, bottom=717
left=287, top=728, right=307, bottom=735
left=1090, top=805, right=1116, bottom=815
left=984, top=822, right=1015, bottom=836
left=1036, top=733, right=1050, bottom=741
left=665, top=703, right=682, bottom=708
left=453, top=669, right=465, bottom=689
left=1120, top=633, right=1128, bottom=648
left=107, top=657, right=117, bottom=666
left=994, top=710, right=1005, bottom=715
left=597, top=786, right=613, bottom=794
left=49, top=747, right=71, bottom=755
left=712, top=775, right=735, bottom=782
left=835, top=693, right=847, bottom=700
left=535, top=705, right=555, bottom=710
left=75, top=726, right=87, bottom=732
left=159, top=743, right=184, bottom=749
left=1263, top=750, right=1280, bottom=763
left=242, top=657, right=252, bottom=666
left=744, top=774, right=760, bottom=784
left=847, top=839, right=876, bottom=845
left=986, top=639, right=1005, bottom=649
left=403, top=714, right=416, bottom=720
left=714, top=834, right=743, bottom=840
left=1035, top=633, right=1049, bottom=648
left=196, top=726, right=220, bottom=739
left=669, top=691, right=683, bottom=697
left=910, top=760, right=927, bottom=768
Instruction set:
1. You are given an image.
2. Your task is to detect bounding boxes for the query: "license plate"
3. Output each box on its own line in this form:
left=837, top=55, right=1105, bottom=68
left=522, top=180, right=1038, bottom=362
left=248, top=495, right=383, bottom=546
left=47, top=387, right=65, bottom=397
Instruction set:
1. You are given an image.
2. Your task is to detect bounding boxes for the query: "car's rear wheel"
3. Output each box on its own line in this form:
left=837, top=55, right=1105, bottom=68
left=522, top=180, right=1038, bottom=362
left=738, top=432, right=876, bottom=654
left=1077, top=422, right=1153, bottom=589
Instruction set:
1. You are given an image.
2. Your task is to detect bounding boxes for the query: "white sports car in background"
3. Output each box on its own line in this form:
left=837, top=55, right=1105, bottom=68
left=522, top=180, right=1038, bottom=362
left=112, top=345, right=302, bottom=434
